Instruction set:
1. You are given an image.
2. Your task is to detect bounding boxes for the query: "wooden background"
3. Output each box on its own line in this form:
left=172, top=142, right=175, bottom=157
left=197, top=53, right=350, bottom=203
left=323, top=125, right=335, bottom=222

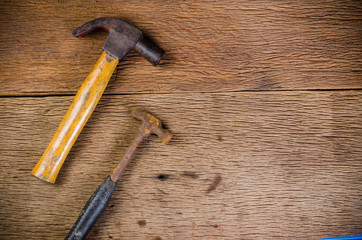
left=0, top=1, right=361, bottom=239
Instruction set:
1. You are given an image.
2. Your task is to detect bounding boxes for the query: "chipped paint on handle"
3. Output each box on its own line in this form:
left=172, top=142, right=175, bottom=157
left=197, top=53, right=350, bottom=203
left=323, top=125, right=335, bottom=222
left=32, top=51, right=119, bottom=183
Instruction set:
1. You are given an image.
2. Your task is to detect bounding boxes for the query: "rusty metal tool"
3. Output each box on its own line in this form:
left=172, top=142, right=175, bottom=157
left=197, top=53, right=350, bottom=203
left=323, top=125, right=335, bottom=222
left=32, top=17, right=164, bottom=183
left=65, top=110, right=172, bottom=240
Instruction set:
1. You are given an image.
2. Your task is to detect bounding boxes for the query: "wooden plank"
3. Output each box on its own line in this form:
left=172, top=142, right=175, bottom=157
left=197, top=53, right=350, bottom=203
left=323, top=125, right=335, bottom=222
left=0, top=0, right=361, bottom=96
left=0, top=91, right=361, bottom=239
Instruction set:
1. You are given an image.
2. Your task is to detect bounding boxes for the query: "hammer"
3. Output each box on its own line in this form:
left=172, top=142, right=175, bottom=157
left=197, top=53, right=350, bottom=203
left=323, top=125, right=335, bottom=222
left=32, top=17, right=164, bottom=183
left=65, top=110, right=172, bottom=240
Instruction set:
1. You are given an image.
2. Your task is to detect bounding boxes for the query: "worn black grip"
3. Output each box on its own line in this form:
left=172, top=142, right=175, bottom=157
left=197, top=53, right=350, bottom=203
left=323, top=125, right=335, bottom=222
left=65, top=176, right=116, bottom=240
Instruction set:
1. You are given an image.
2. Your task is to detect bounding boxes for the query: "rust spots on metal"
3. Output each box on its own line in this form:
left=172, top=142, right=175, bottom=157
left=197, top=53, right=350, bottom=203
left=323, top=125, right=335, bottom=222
left=207, top=174, right=222, bottom=193
left=110, top=110, right=172, bottom=183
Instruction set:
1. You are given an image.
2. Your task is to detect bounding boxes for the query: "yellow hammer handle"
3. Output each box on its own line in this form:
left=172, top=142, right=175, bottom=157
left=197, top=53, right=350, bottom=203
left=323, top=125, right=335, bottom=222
left=32, top=51, right=119, bottom=183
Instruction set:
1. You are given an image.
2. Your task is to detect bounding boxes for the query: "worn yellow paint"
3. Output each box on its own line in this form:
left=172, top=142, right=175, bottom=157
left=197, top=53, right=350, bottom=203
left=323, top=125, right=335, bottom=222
left=32, top=51, right=119, bottom=183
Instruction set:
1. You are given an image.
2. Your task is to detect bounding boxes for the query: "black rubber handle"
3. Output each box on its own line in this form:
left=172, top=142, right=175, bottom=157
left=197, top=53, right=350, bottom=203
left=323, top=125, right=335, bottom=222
left=65, top=176, right=116, bottom=240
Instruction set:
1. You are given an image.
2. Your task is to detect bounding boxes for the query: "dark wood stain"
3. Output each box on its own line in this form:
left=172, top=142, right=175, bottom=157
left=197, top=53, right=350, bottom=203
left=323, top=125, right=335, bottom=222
left=181, top=171, right=199, bottom=179
left=207, top=175, right=222, bottom=193
left=157, top=174, right=170, bottom=181
left=157, top=188, right=167, bottom=195
left=154, top=237, right=163, bottom=240
left=137, top=220, right=147, bottom=227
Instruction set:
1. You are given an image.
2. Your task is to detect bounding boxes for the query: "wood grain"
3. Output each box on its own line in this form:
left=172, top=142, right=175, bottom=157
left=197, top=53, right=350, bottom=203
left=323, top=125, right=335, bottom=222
left=0, top=1, right=361, bottom=239
left=0, top=91, right=361, bottom=239
left=0, top=0, right=361, bottom=96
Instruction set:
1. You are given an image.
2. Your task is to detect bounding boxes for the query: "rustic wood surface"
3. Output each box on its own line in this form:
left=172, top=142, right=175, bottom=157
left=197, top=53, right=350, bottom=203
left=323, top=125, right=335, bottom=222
left=1, top=92, right=362, bottom=239
left=0, top=0, right=361, bottom=95
left=0, top=1, right=361, bottom=240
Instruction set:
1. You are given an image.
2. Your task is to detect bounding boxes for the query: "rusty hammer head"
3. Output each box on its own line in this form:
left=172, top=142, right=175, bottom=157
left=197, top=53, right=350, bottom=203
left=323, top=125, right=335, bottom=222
left=132, top=110, right=172, bottom=144
left=73, top=17, right=164, bottom=65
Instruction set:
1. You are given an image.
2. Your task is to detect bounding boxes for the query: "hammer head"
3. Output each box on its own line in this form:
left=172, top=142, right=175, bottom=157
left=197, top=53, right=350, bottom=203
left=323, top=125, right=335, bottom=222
left=132, top=110, right=172, bottom=144
left=73, top=17, right=164, bottom=65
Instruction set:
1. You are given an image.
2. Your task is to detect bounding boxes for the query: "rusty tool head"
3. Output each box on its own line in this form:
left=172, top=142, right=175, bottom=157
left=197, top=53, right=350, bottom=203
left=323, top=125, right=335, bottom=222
left=66, top=110, right=173, bottom=240
left=110, top=110, right=172, bottom=182
left=132, top=110, right=172, bottom=144
left=73, top=17, right=164, bottom=65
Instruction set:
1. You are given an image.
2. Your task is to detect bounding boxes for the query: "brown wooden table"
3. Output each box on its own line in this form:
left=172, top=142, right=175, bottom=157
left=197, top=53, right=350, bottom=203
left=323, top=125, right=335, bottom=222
left=0, top=1, right=361, bottom=239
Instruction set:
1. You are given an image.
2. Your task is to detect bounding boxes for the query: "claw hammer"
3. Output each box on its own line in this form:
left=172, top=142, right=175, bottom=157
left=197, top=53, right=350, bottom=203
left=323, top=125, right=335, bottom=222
left=32, top=17, right=164, bottom=183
